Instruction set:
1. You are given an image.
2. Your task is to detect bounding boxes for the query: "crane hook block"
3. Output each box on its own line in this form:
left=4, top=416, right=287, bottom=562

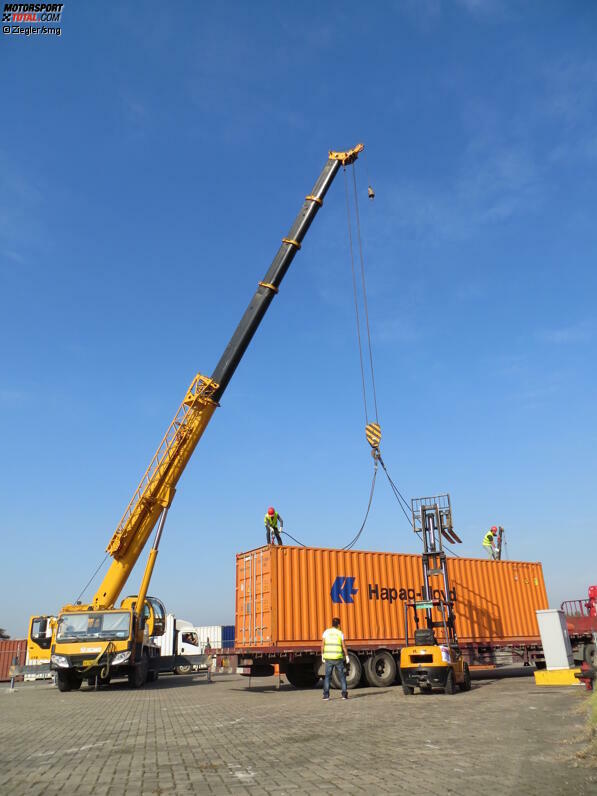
left=365, top=422, right=382, bottom=449
left=329, top=143, right=364, bottom=166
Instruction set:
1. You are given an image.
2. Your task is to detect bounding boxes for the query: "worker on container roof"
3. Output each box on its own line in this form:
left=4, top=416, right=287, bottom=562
left=482, top=526, right=498, bottom=559
left=264, top=506, right=283, bottom=546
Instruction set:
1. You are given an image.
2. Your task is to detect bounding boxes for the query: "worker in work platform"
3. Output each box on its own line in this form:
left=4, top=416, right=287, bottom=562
left=321, top=617, right=349, bottom=700
left=264, top=506, right=283, bottom=545
left=482, top=526, right=498, bottom=559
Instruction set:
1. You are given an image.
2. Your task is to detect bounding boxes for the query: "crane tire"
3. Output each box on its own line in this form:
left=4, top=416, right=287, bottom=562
left=128, top=657, right=148, bottom=689
left=56, top=671, right=72, bottom=692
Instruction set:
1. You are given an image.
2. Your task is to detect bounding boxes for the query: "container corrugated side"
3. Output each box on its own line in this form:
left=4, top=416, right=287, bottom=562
left=0, top=639, right=27, bottom=681
left=235, top=545, right=548, bottom=648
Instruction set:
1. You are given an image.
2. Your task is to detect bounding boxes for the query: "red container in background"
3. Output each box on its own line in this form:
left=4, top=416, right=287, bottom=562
left=0, top=639, right=27, bottom=681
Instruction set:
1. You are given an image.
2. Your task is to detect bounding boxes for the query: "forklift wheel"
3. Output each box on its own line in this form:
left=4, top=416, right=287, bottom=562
left=458, top=662, right=472, bottom=692
left=444, top=670, right=456, bottom=695
left=402, top=684, right=415, bottom=695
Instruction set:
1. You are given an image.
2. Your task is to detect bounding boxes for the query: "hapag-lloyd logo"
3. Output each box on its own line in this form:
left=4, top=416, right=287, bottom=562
left=331, top=576, right=457, bottom=605
left=330, top=576, right=358, bottom=604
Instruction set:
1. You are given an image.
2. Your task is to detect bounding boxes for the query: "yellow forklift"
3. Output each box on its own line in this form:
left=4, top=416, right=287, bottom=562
left=399, top=495, right=471, bottom=695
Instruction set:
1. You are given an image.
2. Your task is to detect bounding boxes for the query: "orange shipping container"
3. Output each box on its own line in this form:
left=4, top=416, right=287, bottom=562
left=235, top=546, right=548, bottom=649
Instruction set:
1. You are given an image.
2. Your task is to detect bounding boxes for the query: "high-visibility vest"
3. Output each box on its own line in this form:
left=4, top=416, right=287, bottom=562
left=265, top=512, right=279, bottom=528
left=323, top=627, right=344, bottom=660
left=482, top=530, right=494, bottom=546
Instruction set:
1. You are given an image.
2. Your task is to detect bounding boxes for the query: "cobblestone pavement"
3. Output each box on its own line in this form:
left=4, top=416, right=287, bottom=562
left=1, top=671, right=595, bottom=795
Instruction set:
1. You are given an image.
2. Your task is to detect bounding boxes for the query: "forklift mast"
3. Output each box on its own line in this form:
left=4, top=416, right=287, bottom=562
left=407, top=494, right=462, bottom=645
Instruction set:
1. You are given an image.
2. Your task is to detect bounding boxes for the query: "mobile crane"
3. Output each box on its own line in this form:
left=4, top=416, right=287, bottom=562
left=27, top=144, right=364, bottom=692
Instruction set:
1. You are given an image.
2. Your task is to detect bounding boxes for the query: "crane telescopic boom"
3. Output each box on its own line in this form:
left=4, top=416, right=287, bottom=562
left=64, top=144, right=364, bottom=613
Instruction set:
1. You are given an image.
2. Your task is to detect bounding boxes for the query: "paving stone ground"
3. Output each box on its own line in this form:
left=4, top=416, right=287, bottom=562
left=1, top=671, right=595, bottom=795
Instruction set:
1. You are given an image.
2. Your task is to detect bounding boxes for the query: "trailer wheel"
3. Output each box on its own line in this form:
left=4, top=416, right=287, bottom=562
left=583, top=644, right=596, bottom=667
left=332, top=652, right=362, bottom=690
left=364, top=651, right=397, bottom=687
left=458, top=662, right=471, bottom=692
left=444, top=670, right=456, bottom=695
left=402, top=684, right=414, bottom=695
left=286, top=663, right=319, bottom=689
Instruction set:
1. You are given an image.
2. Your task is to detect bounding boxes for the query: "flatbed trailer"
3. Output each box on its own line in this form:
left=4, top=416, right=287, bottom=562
left=234, top=639, right=544, bottom=689
left=233, top=544, right=549, bottom=689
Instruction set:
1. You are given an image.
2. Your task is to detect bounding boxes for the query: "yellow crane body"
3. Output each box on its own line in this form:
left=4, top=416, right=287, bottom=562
left=27, top=144, right=363, bottom=692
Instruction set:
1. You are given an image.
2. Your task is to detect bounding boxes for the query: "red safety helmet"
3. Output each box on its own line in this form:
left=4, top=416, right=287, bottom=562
left=267, top=507, right=275, bottom=516
left=490, top=526, right=498, bottom=532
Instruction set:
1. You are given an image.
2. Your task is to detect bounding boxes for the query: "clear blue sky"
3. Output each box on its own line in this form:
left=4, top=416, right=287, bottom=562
left=1, top=1, right=595, bottom=637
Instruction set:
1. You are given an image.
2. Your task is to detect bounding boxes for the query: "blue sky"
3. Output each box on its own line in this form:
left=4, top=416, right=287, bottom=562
left=1, top=1, right=596, bottom=637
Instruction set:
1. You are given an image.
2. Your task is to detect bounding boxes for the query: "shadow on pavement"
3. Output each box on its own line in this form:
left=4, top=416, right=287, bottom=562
left=470, top=666, right=535, bottom=681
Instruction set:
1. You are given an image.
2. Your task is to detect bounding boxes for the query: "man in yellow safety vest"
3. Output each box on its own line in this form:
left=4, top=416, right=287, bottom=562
left=264, top=506, right=283, bottom=545
left=483, top=526, right=497, bottom=559
left=321, top=617, right=349, bottom=700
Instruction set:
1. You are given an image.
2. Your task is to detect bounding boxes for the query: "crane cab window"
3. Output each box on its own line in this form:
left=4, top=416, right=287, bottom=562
left=56, top=612, right=131, bottom=642
left=30, top=617, right=52, bottom=650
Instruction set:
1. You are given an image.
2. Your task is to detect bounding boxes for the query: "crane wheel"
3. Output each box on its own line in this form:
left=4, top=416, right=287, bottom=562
left=57, top=671, right=81, bottom=692
left=128, top=658, right=148, bottom=689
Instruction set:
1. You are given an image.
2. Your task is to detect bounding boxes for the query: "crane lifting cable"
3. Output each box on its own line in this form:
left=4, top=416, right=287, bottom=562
left=340, top=158, right=383, bottom=549
left=341, top=160, right=462, bottom=557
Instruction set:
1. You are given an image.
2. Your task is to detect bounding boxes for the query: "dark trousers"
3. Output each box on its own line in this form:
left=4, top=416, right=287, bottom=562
left=266, top=527, right=282, bottom=545
left=323, top=659, right=347, bottom=697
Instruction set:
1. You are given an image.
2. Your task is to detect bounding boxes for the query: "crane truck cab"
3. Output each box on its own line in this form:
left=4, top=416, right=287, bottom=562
left=50, top=596, right=166, bottom=692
